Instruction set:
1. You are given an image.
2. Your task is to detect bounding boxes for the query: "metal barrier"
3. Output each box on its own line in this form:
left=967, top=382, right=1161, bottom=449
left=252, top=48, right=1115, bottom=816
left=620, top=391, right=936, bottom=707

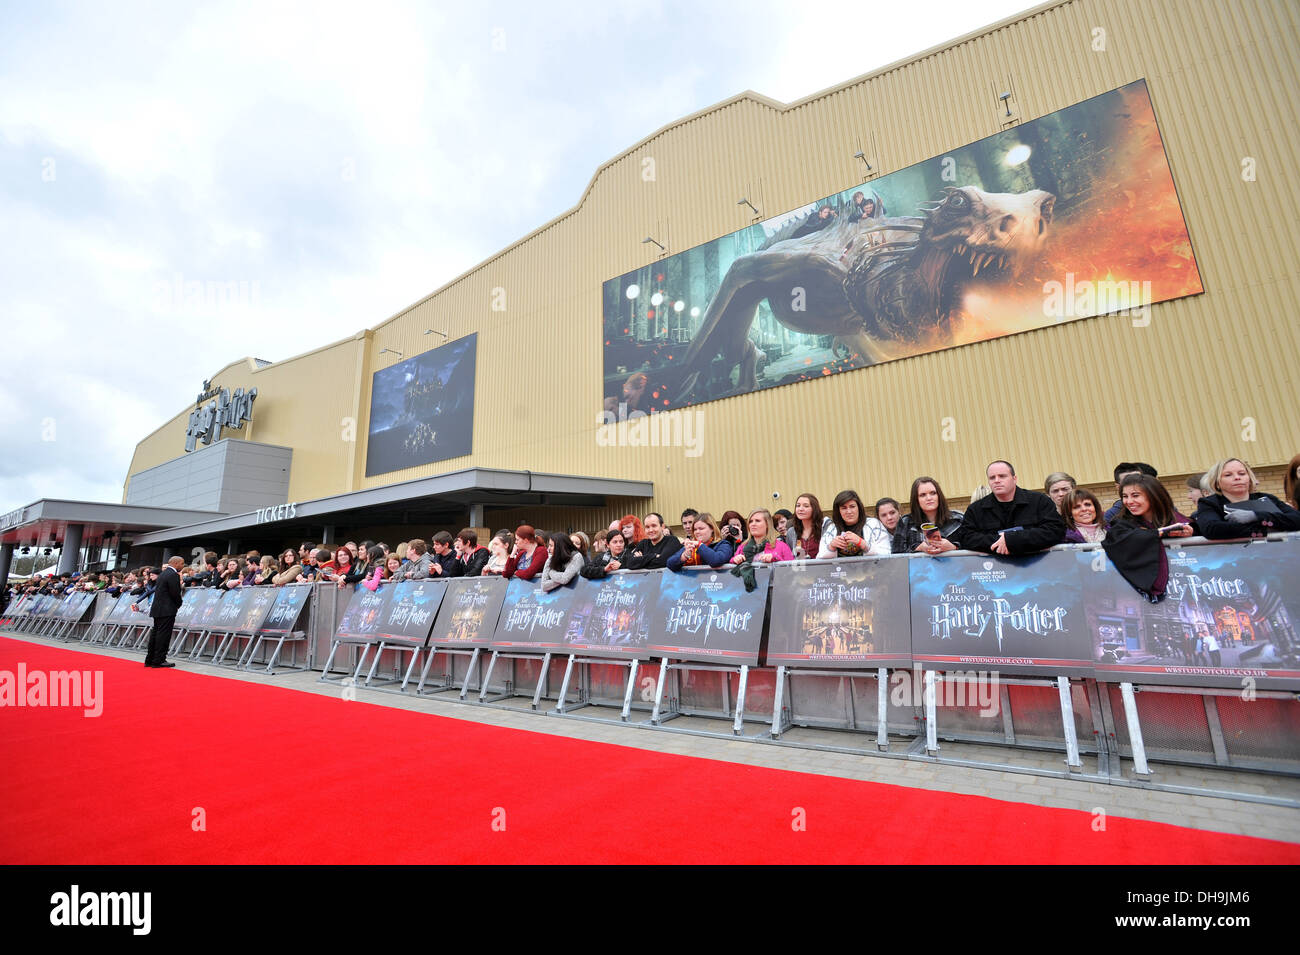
left=7, top=536, right=1297, bottom=802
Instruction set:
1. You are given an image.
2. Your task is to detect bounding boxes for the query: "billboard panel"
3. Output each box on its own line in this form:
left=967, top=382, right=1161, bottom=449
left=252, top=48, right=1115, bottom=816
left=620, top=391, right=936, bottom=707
left=602, top=80, right=1200, bottom=414
left=365, top=334, right=476, bottom=476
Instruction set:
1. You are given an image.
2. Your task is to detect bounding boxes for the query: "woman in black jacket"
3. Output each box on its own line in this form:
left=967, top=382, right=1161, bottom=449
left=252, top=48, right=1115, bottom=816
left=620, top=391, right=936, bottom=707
left=893, top=477, right=964, bottom=554
left=1195, top=458, right=1300, bottom=539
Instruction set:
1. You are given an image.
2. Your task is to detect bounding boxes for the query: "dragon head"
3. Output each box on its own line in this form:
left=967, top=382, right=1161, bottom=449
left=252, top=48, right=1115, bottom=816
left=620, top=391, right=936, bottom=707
left=921, top=185, right=1055, bottom=279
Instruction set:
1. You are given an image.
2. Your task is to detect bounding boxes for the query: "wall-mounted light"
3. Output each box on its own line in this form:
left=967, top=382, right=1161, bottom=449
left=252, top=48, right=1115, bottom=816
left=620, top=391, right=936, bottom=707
left=738, top=197, right=760, bottom=218
left=999, top=91, right=1013, bottom=117
left=424, top=329, right=447, bottom=339
left=642, top=237, right=665, bottom=253
left=379, top=348, right=404, bottom=358
left=853, top=151, right=873, bottom=172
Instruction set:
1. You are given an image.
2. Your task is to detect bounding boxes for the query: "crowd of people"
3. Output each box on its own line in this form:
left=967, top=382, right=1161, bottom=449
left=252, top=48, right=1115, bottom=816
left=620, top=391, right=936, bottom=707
left=6, top=455, right=1300, bottom=612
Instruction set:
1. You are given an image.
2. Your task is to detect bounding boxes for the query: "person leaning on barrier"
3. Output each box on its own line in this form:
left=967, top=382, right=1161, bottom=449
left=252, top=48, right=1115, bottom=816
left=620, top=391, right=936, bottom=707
left=819, top=489, right=891, bottom=558
left=668, top=512, right=734, bottom=570
left=624, top=512, right=682, bottom=570
left=399, top=538, right=433, bottom=580
left=953, top=461, right=1065, bottom=556
left=581, top=527, right=628, bottom=579
left=457, top=529, right=490, bottom=577
left=1195, top=458, right=1300, bottom=539
left=272, top=549, right=303, bottom=585
left=538, top=532, right=584, bottom=592
left=1103, top=473, right=1194, bottom=602
left=784, top=493, right=832, bottom=559
left=1061, top=487, right=1108, bottom=543
left=508, top=525, right=546, bottom=581
left=729, top=508, right=793, bottom=566
left=893, top=476, right=964, bottom=554
left=428, top=532, right=463, bottom=578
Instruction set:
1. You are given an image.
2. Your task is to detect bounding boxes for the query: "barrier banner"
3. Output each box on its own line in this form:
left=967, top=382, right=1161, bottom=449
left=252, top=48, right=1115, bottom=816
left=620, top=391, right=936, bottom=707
left=335, top=586, right=392, bottom=641
left=195, top=590, right=226, bottom=630
left=1080, top=542, right=1300, bottom=690
left=428, top=576, right=507, bottom=647
left=909, top=550, right=1094, bottom=675
left=59, top=592, right=95, bottom=622
left=174, top=589, right=206, bottom=627
left=561, top=571, right=657, bottom=659
left=261, top=585, right=311, bottom=635
left=492, top=578, right=580, bottom=651
left=181, top=590, right=222, bottom=629
left=106, top=595, right=135, bottom=623
left=211, top=589, right=252, bottom=631
left=373, top=579, right=447, bottom=647
left=648, top=566, right=770, bottom=665
left=766, top=556, right=912, bottom=667
left=231, top=588, right=278, bottom=633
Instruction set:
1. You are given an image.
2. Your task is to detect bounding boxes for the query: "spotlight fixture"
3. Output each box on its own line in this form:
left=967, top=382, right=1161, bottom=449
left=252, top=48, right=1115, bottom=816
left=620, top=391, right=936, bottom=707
left=737, top=197, right=760, bottom=218
left=999, top=91, right=1013, bottom=117
left=379, top=348, right=404, bottom=358
left=642, top=237, right=665, bottom=252
left=424, top=329, right=447, bottom=339
left=853, top=151, right=873, bottom=172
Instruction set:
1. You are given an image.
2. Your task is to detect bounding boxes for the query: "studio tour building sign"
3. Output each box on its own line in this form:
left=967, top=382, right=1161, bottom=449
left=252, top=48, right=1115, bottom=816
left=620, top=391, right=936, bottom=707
left=185, top=379, right=258, bottom=452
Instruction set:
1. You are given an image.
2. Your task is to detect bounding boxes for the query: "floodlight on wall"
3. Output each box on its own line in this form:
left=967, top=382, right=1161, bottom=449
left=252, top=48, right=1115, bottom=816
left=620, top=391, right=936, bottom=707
left=642, top=237, right=665, bottom=252
left=737, top=197, right=760, bottom=218
left=853, top=151, right=872, bottom=172
left=424, top=329, right=447, bottom=340
left=999, top=92, right=1013, bottom=117
left=379, top=348, right=404, bottom=358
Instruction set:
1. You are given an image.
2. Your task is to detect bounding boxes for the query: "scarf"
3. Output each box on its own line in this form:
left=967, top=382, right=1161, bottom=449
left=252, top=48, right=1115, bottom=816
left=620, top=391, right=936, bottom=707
left=729, top=537, right=764, bottom=592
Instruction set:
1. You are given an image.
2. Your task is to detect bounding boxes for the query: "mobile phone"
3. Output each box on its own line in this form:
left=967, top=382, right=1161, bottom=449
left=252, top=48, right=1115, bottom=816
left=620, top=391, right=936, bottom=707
left=922, top=523, right=941, bottom=541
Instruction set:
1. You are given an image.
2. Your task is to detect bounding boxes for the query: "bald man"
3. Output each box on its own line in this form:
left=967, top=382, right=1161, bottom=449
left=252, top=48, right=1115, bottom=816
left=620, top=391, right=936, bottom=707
left=145, top=555, right=185, bottom=668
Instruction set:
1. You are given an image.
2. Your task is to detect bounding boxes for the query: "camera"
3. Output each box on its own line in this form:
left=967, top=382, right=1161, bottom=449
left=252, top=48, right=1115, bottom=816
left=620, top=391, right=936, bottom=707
left=772, top=491, right=780, bottom=499
left=723, top=524, right=741, bottom=541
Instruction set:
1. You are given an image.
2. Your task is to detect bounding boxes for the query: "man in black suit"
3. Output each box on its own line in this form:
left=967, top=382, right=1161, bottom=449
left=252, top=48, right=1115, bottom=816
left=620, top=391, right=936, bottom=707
left=145, top=556, right=185, bottom=668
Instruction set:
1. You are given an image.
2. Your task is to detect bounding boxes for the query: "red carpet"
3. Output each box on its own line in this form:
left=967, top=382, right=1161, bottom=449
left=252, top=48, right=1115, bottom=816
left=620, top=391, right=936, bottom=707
left=1, top=635, right=1296, bottom=864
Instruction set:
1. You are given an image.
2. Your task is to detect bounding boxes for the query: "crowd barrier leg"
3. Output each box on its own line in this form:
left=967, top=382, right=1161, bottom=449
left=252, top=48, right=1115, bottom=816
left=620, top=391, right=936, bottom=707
left=876, top=667, right=889, bottom=751
left=620, top=660, right=639, bottom=722
left=1119, top=682, right=1152, bottom=777
left=650, top=658, right=676, bottom=725
left=771, top=666, right=789, bottom=739
left=457, top=647, right=481, bottom=700
left=529, top=652, right=552, bottom=710
left=401, top=648, right=425, bottom=692
left=476, top=649, right=499, bottom=702
left=1057, top=676, right=1082, bottom=768
left=923, top=671, right=939, bottom=755
left=732, top=665, right=749, bottom=736
left=553, top=654, right=587, bottom=715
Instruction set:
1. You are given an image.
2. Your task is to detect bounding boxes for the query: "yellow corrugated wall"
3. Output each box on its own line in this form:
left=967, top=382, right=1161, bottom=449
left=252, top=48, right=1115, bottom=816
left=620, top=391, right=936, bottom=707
left=126, top=0, right=1300, bottom=525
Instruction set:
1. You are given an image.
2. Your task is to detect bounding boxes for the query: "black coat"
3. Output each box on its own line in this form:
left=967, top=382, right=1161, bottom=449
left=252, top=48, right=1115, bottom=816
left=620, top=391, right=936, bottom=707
left=1195, top=493, right=1300, bottom=539
left=892, top=511, right=965, bottom=553
left=625, top=535, right=683, bottom=570
left=952, top=488, right=1065, bottom=554
left=149, top=566, right=183, bottom=618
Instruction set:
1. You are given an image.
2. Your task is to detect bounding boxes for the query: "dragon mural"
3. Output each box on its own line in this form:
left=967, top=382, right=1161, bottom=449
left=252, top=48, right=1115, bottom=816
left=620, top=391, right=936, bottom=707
left=674, top=185, right=1055, bottom=401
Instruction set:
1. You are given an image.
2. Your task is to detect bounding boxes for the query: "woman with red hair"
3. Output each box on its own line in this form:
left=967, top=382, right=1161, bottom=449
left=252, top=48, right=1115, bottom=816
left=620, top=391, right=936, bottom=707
left=618, top=514, right=645, bottom=544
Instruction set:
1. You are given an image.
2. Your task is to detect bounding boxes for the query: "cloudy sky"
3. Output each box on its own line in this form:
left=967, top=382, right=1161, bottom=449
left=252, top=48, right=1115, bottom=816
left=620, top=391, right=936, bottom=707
left=1, top=0, right=1033, bottom=512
